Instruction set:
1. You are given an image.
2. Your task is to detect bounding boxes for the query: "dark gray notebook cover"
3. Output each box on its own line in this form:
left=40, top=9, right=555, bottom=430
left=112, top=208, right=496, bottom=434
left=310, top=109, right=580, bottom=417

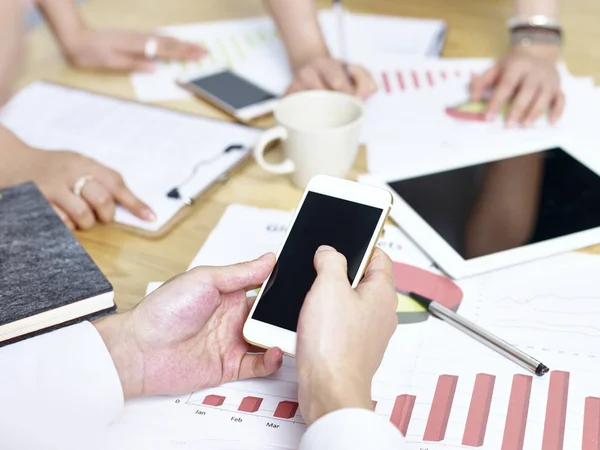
left=0, top=182, right=115, bottom=345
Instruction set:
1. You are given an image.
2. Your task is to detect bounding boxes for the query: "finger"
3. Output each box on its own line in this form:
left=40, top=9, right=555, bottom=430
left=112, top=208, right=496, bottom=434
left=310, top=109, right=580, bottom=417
left=469, top=65, right=501, bottom=102
left=318, top=59, right=353, bottom=94
left=50, top=203, right=75, bottom=230
left=238, top=347, right=283, bottom=380
left=355, top=248, right=395, bottom=298
left=119, top=33, right=206, bottom=61
left=313, top=245, right=348, bottom=281
left=155, top=36, right=207, bottom=61
left=112, top=183, right=156, bottom=221
left=523, top=89, right=554, bottom=127
left=506, top=77, right=541, bottom=127
left=202, top=253, right=276, bottom=294
left=247, top=344, right=268, bottom=353
left=105, top=53, right=155, bottom=73
left=486, top=69, right=526, bottom=121
left=348, top=64, right=378, bottom=99
left=549, top=91, right=566, bottom=124
left=56, top=188, right=96, bottom=230
left=285, top=80, right=307, bottom=96
left=80, top=179, right=116, bottom=223
left=295, top=66, right=328, bottom=91
left=93, top=169, right=156, bottom=221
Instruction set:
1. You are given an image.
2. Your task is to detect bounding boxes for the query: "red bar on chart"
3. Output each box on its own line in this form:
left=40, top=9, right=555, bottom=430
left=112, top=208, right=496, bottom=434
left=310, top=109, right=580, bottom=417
left=454, top=70, right=461, bottom=78
left=203, top=394, right=225, bottom=407
left=583, top=397, right=600, bottom=450
left=396, top=71, right=406, bottom=91
left=411, top=70, right=420, bottom=89
left=542, top=371, right=570, bottom=450
left=423, top=375, right=459, bottom=442
left=426, top=71, right=435, bottom=87
left=440, top=70, right=447, bottom=80
left=462, top=374, right=496, bottom=447
left=390, top=394, right=416, bottom=436
left=501, top=374, right=533, bottom=450
left=273, top=401, right=298, bottom=419
left=238, top=396, right=263, bottom=413
left=381, top=72, right=391, bottom=93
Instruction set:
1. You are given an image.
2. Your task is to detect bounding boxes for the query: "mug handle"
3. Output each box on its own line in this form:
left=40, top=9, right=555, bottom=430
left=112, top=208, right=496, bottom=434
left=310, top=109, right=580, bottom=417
left=253, top=126, right=295, bottom=174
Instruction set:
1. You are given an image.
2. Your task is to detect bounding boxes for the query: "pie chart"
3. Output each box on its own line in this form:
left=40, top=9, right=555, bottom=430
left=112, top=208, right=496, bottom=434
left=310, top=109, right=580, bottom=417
left=445, top=101, right=488, bottom=122
left=393, top=262, right=463, bottom=324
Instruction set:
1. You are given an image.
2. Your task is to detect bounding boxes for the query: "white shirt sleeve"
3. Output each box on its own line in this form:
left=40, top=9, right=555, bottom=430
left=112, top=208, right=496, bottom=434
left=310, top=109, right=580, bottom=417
left=300, top=408, right=407, bottom=450
left=0, top=321, right=124, bottom=450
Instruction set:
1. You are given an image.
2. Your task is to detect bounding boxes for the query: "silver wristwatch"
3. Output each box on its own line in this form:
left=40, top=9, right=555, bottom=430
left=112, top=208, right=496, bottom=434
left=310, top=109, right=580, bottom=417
left=507, top=15, right=563, bottom=47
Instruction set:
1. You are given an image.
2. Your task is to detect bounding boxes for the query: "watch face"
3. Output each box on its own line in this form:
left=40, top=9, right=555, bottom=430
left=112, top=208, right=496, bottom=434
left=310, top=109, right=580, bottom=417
left=510, top=28, right=563, bottom=47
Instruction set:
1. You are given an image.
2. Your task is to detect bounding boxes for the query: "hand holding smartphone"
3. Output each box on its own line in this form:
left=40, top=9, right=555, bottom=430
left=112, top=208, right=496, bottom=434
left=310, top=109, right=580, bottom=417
left=243, top=175, right=393, bottom=356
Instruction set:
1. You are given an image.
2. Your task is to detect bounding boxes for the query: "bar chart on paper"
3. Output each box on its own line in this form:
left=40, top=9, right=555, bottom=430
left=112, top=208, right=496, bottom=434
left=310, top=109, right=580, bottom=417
left=401, top=253, right=600, bottom=449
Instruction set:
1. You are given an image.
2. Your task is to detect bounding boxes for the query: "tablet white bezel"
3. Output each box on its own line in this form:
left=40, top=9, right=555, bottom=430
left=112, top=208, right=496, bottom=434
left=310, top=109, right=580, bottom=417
left=360, top=137, right=600, bottom=279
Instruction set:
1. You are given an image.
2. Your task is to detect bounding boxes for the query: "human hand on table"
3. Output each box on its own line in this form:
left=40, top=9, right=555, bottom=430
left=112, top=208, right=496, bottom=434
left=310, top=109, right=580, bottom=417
left=62, top=29, right=207, bottom=72
left=0, top=129, right=154, bottom=230
left=287, top=55, right=378, bottom=100
left=93, top=254, right=284, bottom=399
left=470, top=44, right=564, bottom=127
left=296, top=246, right=398, bottom=425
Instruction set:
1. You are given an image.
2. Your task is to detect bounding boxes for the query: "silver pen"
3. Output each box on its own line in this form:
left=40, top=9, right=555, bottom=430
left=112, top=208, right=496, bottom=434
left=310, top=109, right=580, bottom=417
left=402, top=290, right=550, bottom=377
left=332, top=0, right=352, bottom=81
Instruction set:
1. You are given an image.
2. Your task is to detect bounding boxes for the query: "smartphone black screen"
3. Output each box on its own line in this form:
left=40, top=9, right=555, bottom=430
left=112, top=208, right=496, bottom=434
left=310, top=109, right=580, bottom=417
left=252, top=192, right=383, bottom=332
left=191, top=71, right=276, bottom=109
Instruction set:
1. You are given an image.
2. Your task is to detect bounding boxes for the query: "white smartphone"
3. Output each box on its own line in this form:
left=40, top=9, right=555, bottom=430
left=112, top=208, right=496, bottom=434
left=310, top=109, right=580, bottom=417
left=177, top=68, right=279, bottom=122
left=243, top=175, right=393, bottom=356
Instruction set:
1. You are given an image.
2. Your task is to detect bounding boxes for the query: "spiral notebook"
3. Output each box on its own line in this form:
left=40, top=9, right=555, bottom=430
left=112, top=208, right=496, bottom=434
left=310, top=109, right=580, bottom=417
left=0, top=81, right=261, bottom=237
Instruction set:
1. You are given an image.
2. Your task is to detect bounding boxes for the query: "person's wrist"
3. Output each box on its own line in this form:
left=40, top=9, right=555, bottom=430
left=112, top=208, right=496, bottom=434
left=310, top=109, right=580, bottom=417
left=511, top=42, right=561, bottom=61
left=301, top=372, right=372, bottom=425
left=57, top=25, right=91, bottom=61
left=290, top=47, right=330, bottom=72
left=93, top=312, right=144, bottom=399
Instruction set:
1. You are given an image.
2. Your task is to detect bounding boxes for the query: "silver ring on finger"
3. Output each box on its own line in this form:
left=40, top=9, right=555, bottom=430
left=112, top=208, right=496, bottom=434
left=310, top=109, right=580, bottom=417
left=144, top=37, right=159, bottom=60
left=72, top=175, right=94, bottom=197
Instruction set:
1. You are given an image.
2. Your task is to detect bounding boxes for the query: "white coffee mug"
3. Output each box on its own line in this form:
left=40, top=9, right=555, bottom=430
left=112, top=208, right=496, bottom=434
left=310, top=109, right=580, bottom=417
left=253, top=90, right=364, bottom=188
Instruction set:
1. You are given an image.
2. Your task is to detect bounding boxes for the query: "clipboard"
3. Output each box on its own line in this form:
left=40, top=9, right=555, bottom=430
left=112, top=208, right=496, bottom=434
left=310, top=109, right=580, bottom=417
left=0, top=81, right=263, bottom=238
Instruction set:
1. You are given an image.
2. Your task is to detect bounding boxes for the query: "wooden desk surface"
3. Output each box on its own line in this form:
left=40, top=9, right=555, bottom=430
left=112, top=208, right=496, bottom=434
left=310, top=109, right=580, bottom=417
left=20, top=0, right=600, bottom=311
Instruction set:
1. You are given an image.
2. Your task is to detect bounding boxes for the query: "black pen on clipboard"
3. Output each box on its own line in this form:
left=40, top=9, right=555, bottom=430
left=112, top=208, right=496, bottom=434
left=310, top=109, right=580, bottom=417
left=166, top=144, right=245, bottom=205
left=332, top=0, right=353, bottom=83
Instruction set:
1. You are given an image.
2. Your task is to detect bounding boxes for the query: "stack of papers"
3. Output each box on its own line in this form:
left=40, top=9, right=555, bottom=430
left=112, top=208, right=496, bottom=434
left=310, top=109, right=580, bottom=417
left=125, top=204, right=600, bottom=450
left=359, top=56, right=600, bottom=175
left=130, top=10, right=446, bottom=102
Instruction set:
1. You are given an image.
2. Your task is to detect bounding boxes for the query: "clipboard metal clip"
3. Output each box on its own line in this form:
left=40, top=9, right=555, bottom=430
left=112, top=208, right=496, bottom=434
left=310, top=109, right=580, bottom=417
left=166, top=144, right=246, bottom=205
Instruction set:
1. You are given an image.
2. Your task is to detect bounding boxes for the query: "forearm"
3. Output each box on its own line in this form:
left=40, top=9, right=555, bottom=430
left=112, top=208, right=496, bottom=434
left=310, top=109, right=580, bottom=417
left=264, top=0, right=329, bottom=70
left=0, top=0, right=25, bottom=105
left=514, top=0, right=559, bottom=19
left=0, top=125, right=37, bottom=188
left=34, top=0, right=86, bottom=54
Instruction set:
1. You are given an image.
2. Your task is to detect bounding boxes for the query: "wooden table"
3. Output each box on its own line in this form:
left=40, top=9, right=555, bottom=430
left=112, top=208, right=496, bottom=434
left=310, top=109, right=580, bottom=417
left=21, top=0, right=600, bottom=311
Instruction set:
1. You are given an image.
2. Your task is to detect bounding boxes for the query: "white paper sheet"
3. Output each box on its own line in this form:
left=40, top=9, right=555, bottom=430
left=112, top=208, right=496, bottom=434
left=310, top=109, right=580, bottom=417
left=0, top=82, right=261, bottom=232
left=359, top=58, right=600, bottom=174
left=404, top=252, right=600, bottom=449
left=129, top=10, right=446, bottom=102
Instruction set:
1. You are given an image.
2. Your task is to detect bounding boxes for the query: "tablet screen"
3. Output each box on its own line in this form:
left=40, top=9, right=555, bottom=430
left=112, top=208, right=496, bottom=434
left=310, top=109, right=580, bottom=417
left=388, top=148, right=600, bottom=260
